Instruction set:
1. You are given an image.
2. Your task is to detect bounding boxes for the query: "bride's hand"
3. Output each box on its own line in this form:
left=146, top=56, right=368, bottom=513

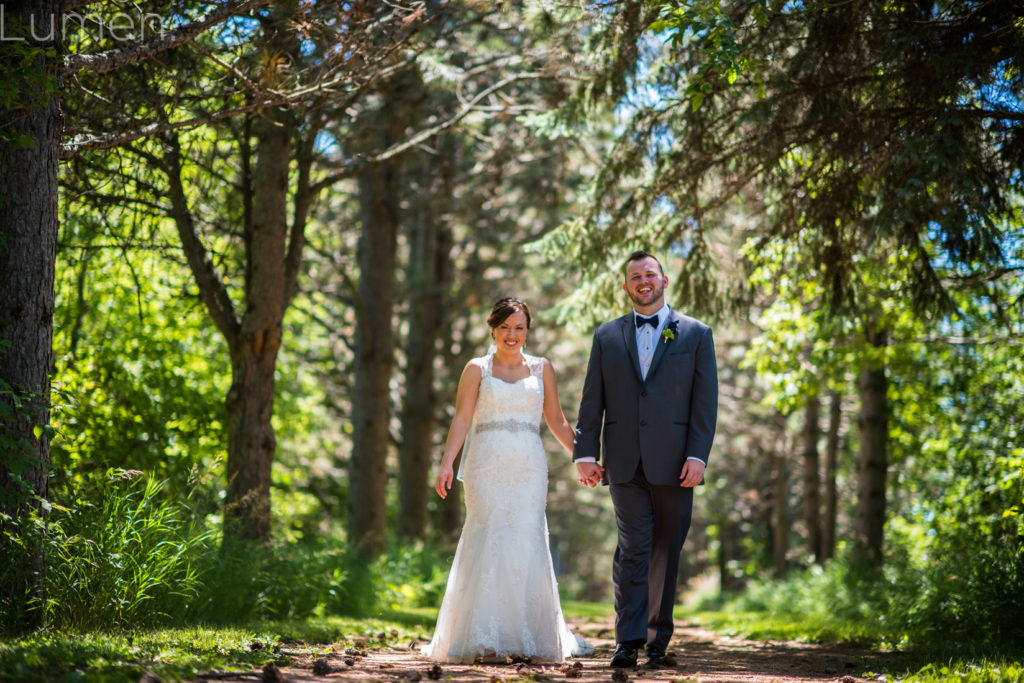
left=435, top=463, right=455, bottom=499
left=575, top=461, right=604, bottom=488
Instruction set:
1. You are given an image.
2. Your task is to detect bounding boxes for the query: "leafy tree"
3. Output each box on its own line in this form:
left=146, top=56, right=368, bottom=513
left=60, top=2, right=501, bottom=544
left=1, top=0, right=275, bottom=632
left=541, top=0, right=1023, bottom=569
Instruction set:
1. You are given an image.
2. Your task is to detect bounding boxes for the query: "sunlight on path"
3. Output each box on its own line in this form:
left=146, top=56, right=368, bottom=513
left=253, top=618, right=892, bottom=683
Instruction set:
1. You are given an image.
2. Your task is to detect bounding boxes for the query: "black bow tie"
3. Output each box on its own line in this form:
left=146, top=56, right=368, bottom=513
left=636, top=314, right=658, bottom=329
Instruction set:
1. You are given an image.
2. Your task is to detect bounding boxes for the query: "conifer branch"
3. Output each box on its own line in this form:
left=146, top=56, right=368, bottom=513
left=310, top=72, right=543, bottom=193
left=63, top=0, right=274, bottom=76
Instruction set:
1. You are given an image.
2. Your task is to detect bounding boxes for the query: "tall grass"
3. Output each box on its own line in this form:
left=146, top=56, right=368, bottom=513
left=3, top=468, right=455, bottom=634
left=689, top=539, right=1024, bottom=652
left=36, top=469, right=209, bottom=629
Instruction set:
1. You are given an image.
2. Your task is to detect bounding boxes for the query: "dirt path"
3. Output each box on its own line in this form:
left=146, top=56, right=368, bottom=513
left=244, top=618, right=895, bottom=683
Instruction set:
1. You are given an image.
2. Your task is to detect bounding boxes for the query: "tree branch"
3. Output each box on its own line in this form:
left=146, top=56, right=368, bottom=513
left=919, top=334, right=1024, bottom=346
left=310, top=72, right=544, bottom=193
left=63, top=0, right=275, bottom=76
left=60, top=53, right=422, bottom=159
left=285, top=125, right=320, bottom=304
left=162, top=131, right=241, bottom=347
left=60, top=97, right=288, bottom=159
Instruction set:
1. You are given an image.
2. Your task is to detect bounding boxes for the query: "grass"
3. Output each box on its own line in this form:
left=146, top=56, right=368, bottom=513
left=4, top=601, right=1018, bottom=683
left=562, top=600, right=615, bottom=621
left=0, top=616, right=427, bottom=683
left=683, top=608, right=880, bottom=646
left=679, top=608, right=1024, bottom=683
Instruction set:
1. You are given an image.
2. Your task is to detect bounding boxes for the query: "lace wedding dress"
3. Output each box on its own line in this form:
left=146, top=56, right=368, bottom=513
left=422, top=352, right=592, bottom=663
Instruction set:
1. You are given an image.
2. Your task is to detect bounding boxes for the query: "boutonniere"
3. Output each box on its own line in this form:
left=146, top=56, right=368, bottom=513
left=661, top=321, right=678, bottom=344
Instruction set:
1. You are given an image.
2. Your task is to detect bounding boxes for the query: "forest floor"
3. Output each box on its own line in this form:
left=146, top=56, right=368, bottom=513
left=230, top=616, right=896, bottom=683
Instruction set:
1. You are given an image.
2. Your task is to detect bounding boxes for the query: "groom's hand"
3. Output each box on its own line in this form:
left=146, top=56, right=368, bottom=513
left=575, top=461, right=604, bottom=488
left=679, top=459, right=706, bottom=487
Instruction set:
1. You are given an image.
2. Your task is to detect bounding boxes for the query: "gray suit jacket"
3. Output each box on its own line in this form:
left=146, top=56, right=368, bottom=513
left=574, top=309, right=718, bottom=486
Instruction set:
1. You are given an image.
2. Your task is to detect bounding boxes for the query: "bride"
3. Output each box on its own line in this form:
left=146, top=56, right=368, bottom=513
left=423, top=297, right=592, bottom=664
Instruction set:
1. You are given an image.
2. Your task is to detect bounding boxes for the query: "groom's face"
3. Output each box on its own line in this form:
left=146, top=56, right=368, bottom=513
left=623, top=257, right=668, bottom=310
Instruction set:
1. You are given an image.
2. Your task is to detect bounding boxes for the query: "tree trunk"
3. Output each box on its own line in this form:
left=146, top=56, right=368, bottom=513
left=822, top=389, right=841, bottom=561
left=0, top=0, right=62, bottom=631
left=396, top=145, right=453, bottom=540
left=163, top=102, right=293, bottom=542
left=854, top=323, right=888, bottom=565
left=771, top=414, right=789, bottom=578
left=717, top=515, right=744, bottom=593
left=348, top=133, right=402, bottom=558
left=801, top=392, right=823, bottom=563
left=224, top=112, right=289, bottom=540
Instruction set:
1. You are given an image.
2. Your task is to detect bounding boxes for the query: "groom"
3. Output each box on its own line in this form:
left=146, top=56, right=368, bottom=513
left=574, top=250, right=718, bottom=668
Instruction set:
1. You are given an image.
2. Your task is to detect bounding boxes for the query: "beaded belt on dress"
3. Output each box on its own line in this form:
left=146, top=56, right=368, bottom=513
left=476, top=419, right=539, bottom=434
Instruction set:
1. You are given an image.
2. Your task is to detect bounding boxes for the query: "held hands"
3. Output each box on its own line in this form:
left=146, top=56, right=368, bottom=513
left=575, top=461, right=604, bottom=488
left=435, top=463, right=455, bottom=499
left=679, top=459, right=706, bottom=487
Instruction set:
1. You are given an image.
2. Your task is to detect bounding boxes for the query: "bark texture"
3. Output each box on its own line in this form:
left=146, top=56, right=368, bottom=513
left=164, top=102, right=302, bottom=541
left=222, top=113, right=290, bottom=540
left=854, top=324, right=888, bottom=565
left=0, top=0, right=61, bottom=512
left=397, top=138, right=454, bottom=540
left=0, top=0, right=62, bottom=631
left=822, top=390, right=842, bottom=561
left=770, top=414, right=789, bottom=578
left=348, top=110, right=402, bottom=557
left=801, top=392, right=823, bottom=563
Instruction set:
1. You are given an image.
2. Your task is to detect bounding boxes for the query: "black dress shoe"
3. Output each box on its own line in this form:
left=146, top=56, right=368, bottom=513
left=610, top=643, right=639, bottom=668
left=645, top=646, right=666, bottom=667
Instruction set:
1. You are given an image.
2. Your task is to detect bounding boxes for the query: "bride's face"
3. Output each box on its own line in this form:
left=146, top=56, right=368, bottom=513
left=492, top=310, right=528, bottom=353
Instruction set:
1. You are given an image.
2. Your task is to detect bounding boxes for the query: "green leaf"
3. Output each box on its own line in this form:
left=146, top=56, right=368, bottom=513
left=12, top=133, right=35, bottom=149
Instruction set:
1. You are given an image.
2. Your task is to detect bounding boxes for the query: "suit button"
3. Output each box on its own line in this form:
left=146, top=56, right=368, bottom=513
left=640, top=420, right=647, bottom=426
left=640, top=390, right=648, bottom=397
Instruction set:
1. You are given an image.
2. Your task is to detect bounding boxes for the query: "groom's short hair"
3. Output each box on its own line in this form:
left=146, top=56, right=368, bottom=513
left=623, top=250, right=664, bottom=277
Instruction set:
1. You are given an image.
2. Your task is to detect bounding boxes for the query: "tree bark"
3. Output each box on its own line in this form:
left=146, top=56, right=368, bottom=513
left=397, top=139, right=454, bottom=540
left=770, top=413, right=789, bottom=578
left=717, top=515, right=744, bottom=593
left=163, top=101, right=295, bottom=541
left=801, top=392, right=823, bottom=563
left=222, top=112, right=290, bottom=540
left=0, top=0, right=62, bottom=632
left=347, top=109, right=403, bottom=557
left=854, top=323, right=888, bottom=565
left=822, top=389, right=842, bottom=561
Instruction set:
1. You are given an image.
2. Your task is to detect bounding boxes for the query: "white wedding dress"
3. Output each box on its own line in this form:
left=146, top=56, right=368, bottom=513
left=422, top=352, right=592, bottom=663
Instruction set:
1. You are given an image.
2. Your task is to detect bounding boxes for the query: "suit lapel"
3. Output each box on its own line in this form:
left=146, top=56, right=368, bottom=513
left=619, top=315, right=643, bottom=383
left=645, top=310, right=678, bottom=381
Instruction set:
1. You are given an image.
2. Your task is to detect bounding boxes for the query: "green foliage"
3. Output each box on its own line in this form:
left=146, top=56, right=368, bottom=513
left=0, top=36, right=58, bottom=111
left=894, top=662, right=1024, bottom=683
left=691, top=532, right=1023, bottom=651
left=376, top=543, right=450, bottom=611
left=0, top=380, right=44, bottom=510
left=187, top=533, right=375, bottom=622
left=0, top=16, right=59, bottom=156
left=188, top=534, right=454, bottom=623
left=31, top=470, right=208, bottom=631
left=690, top=549, right=889, bottom=645
left=52, top=230, right=229, bottom=508
left=5, top=464, right=459, bottom=631
left=0, top=616, right=436, bottom=683
left=0, top=625, right=284, bottom=683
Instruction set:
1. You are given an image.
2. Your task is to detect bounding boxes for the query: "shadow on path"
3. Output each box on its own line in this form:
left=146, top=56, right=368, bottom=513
left=212, top=618, right=895, bottom=683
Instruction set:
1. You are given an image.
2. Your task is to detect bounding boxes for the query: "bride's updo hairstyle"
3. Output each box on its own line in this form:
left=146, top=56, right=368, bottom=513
left=487, top=297, right=532, bottom=331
